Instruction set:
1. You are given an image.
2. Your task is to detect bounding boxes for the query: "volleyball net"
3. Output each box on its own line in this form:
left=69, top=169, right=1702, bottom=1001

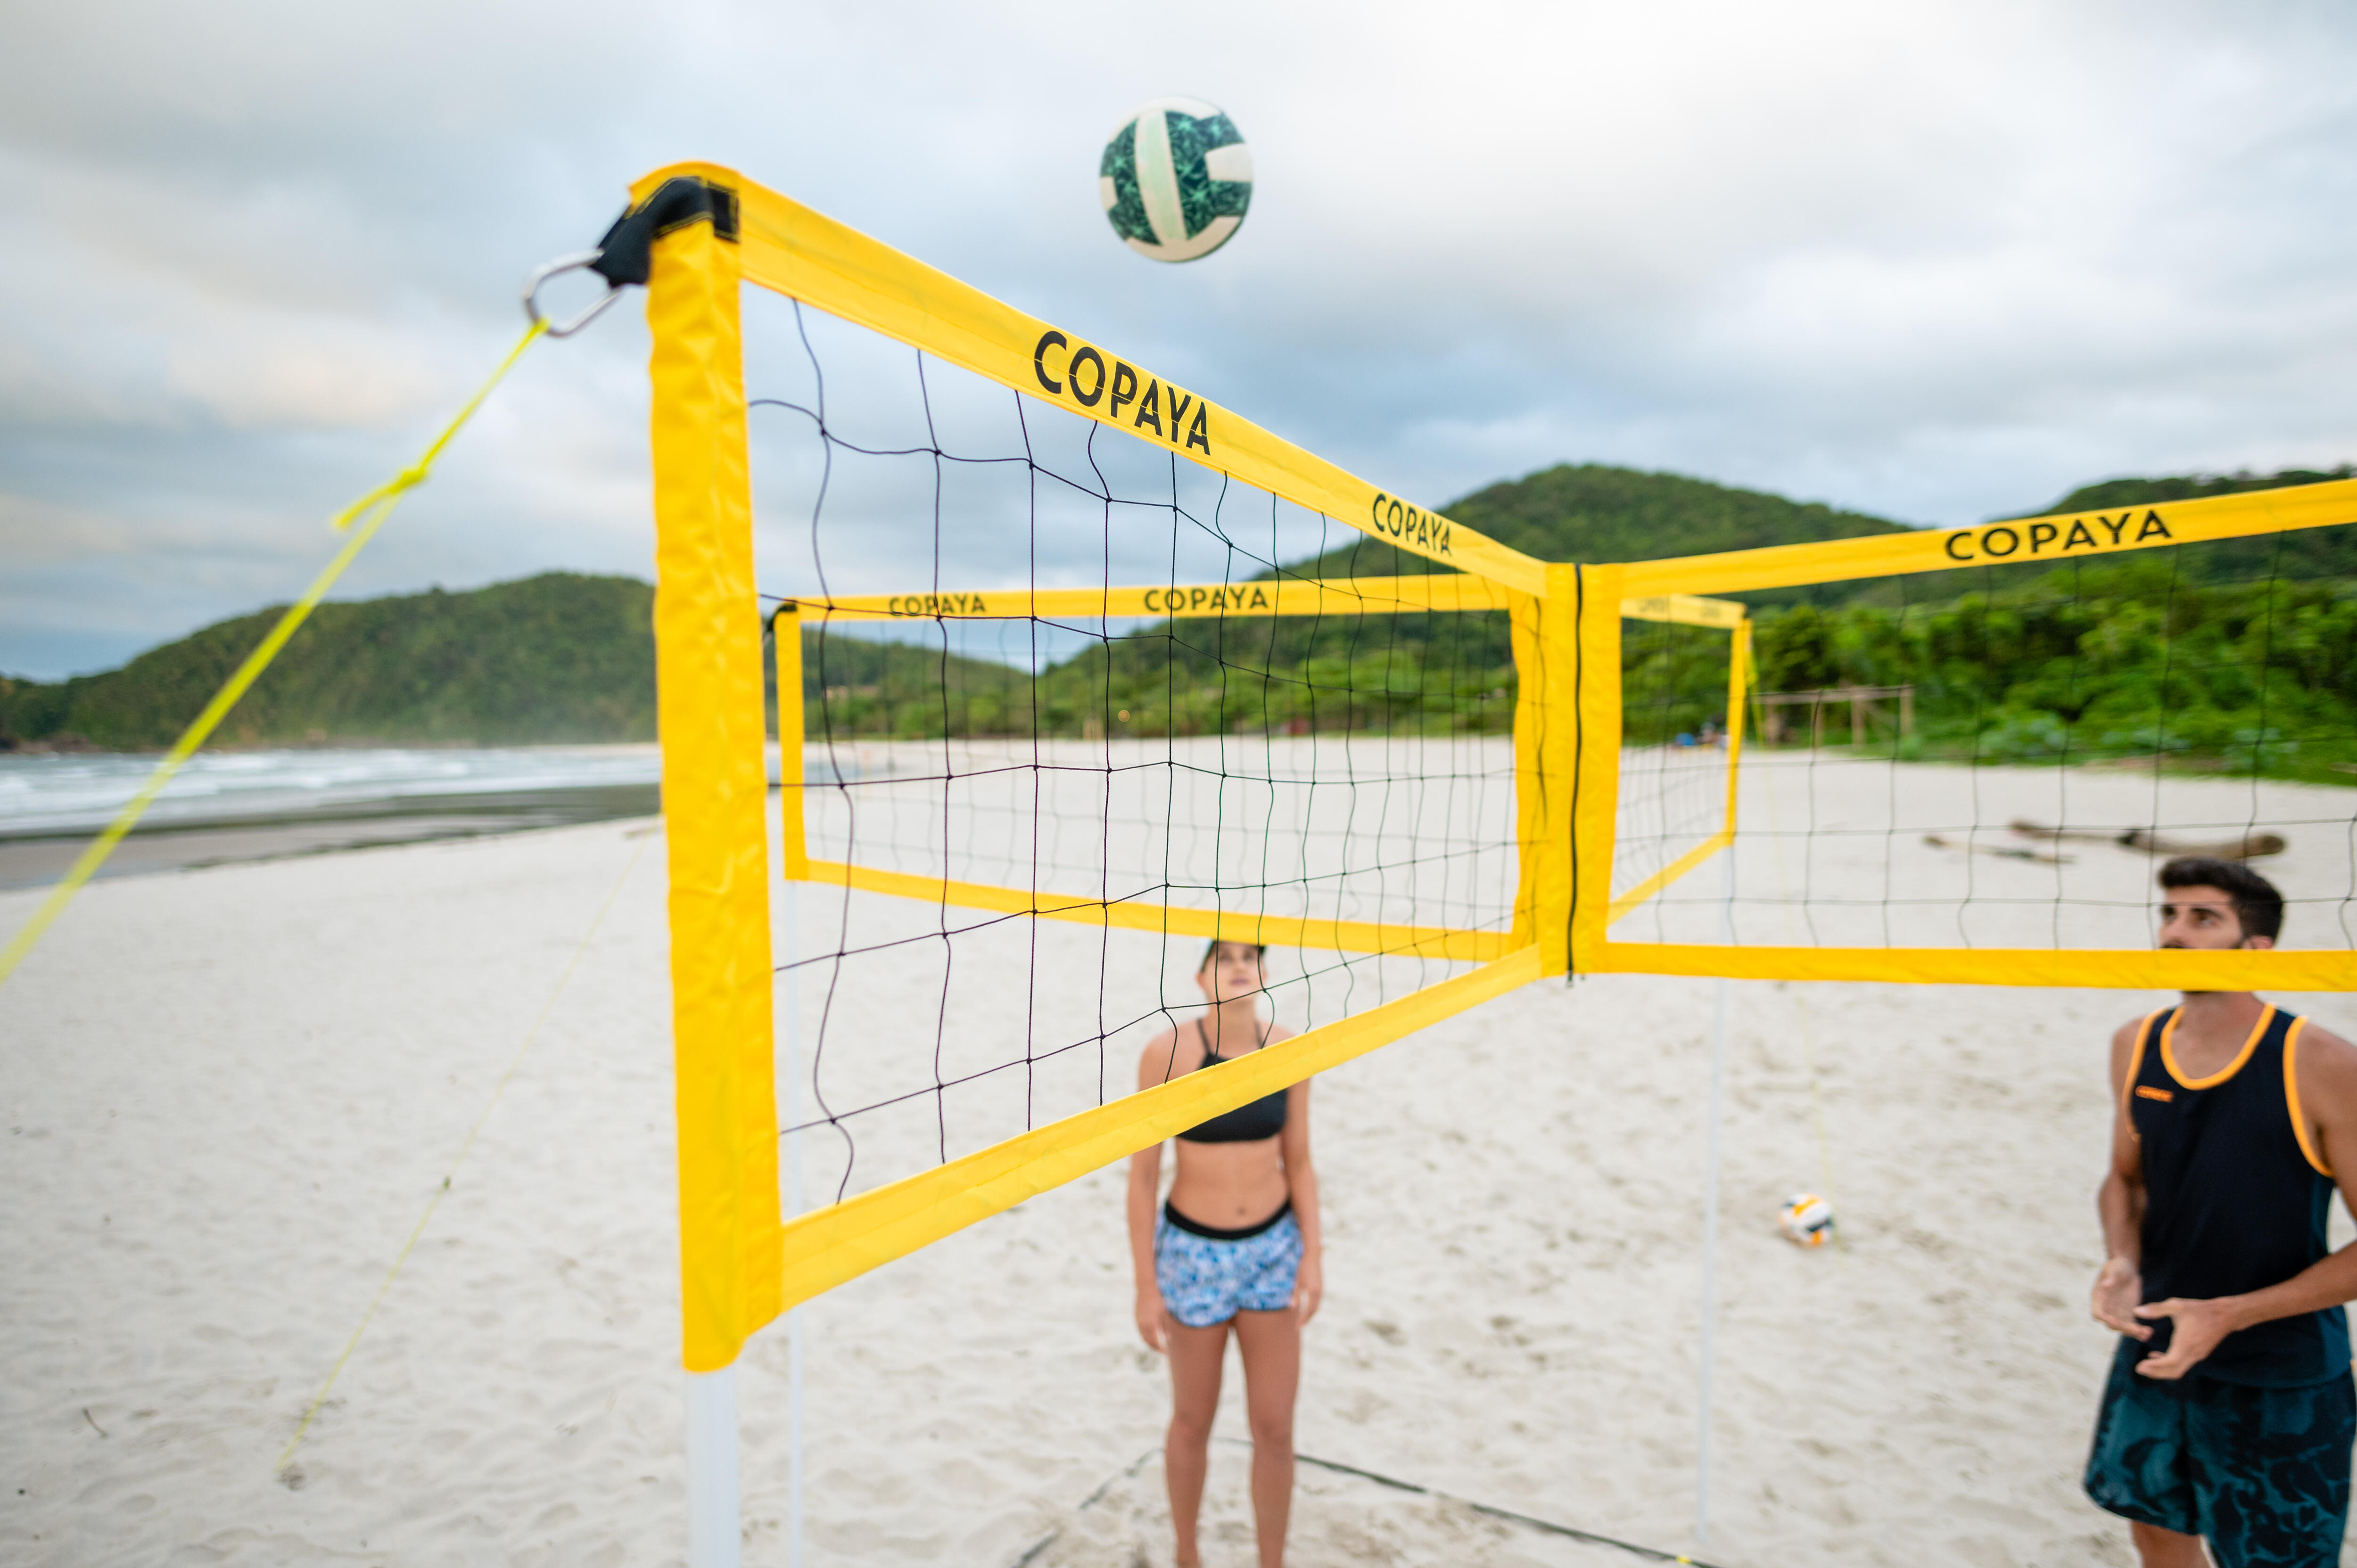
left=1582, top=497, right=2357, bottom=991
left=626, top=162, right=1570, bottom=1371
left=604, top=162, right=2356, bottom=1376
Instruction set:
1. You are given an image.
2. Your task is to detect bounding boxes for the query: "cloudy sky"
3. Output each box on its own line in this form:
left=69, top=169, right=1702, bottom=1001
left=4, top=0, right=2355, bottom=678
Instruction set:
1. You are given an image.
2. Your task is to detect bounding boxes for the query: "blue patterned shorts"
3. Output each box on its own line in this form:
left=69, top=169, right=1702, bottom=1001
left=2085, top=1339, right=2355, bottom=1566
left=1154, top=1205, right=1302, bottom=1328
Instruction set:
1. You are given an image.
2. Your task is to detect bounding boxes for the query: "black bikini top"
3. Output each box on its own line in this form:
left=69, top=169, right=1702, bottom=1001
left=1175, top=1019, right=1289, bottom=1144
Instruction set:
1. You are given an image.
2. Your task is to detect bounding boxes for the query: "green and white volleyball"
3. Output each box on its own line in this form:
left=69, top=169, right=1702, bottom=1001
left=1100, top=97, right=1253, bottom=263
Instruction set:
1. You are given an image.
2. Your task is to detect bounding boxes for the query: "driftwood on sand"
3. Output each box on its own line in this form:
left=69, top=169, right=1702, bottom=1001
left=1923, top=833, right=2073, bottom=865
left=2006, top=820, right=2287, bottom=860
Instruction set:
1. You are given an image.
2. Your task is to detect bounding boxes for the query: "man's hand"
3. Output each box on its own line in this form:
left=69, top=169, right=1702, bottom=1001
left=1293, top=1251, right=1323, bottom=1326
left=1136, top=1291, right=1169, bottom=1354
left=2133, top=1296, right=2246, bottom=1379
left=2092, top=1256, right=2149, bottom=1339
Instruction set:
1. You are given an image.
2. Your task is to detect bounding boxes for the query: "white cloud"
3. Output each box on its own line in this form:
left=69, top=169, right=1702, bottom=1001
left=3, top=0, right=2357, bottom=675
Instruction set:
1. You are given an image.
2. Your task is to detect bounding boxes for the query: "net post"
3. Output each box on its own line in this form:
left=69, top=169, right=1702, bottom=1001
left=646, top=195, right=783, bottom=1383
left=774, top=605, right=808, bottom=881
left=684, top=1365, right=741, bottom=1568
left=1568, top=565, right=1626, bottom=974
left=1508, top=590, right=1547, bottom=954
left=783, top=870, right=807, bottom=1568
left=1517, top=578, right=1583, bottom=974
left=774, top=604, right=808, bottom=1560
left=1723, top=619, right=1750, bottom=837
left=1695, top=846, right=1733, bottom=1543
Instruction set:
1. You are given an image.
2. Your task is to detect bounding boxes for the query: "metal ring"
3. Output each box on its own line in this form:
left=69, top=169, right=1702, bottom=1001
left=522, top=251, right=624, bottom=338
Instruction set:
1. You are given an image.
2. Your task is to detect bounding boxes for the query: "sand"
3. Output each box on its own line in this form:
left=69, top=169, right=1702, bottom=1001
left=4, top=754, right=2356, bottom=1566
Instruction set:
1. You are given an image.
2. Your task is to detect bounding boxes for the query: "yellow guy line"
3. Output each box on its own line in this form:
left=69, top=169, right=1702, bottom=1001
left=276, top=819, right=653, bottom=1476
left=0, top=321, right=544, bottom=990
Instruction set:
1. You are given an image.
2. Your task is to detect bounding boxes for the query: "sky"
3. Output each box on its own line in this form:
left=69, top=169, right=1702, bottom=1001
left=4, top=0, right=2357, bottom=679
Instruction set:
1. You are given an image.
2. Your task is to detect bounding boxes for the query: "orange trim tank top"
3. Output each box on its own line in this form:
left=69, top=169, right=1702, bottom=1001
left=2128, top=1004, right=2348, bottom=1386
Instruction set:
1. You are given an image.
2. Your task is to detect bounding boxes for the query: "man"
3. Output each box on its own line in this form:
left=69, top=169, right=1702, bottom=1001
left=2088, top=857, right=2357, bottom=1567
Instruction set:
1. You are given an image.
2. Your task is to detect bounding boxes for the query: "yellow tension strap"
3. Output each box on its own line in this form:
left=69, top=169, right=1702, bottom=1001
left=0, top=320, right=545, bottom=990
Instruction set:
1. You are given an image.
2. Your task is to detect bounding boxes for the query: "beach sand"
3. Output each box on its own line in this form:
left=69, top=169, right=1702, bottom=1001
left=4, top=755, right=2356, bottom=1566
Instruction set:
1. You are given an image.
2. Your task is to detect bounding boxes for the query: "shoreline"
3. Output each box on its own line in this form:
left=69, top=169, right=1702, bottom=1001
left=0, top=782, right=664, bottom=890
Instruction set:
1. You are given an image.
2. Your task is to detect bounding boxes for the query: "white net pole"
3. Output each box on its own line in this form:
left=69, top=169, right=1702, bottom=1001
left=1694, top=846, right=1734, bottom=1543
left=685, top=1365, right=740, bottom=1568
left=784, top=874, right=806, bottom=1568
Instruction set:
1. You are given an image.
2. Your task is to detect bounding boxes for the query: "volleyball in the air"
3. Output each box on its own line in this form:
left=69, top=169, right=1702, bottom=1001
left=1778, top=1193, right=1837, bottom=1248
left=1100, top=97, right=1253, bottom=263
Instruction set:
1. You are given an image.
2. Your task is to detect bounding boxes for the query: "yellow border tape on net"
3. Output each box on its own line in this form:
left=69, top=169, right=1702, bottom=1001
left=801, top=858, right=1512, bottom=964
left=627, top=162, right=1550, bottom=597
left=777, top=570, right=1532, bottom=958
left=0, top=320, right=546, bottom=990
left=1616, top=478, right=2357, bottom=597
left=789, top=573, right=1517, bottom=623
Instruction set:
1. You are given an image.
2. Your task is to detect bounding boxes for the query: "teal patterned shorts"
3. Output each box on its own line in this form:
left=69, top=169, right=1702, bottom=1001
left=2085, top=1339, right=2354, bottom=1566
left=1154, top=1209, right=1302, bottom=1328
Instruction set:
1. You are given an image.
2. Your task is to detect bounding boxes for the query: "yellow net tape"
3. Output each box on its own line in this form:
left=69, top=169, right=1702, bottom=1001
left=0, top=320, right=544, bottom=990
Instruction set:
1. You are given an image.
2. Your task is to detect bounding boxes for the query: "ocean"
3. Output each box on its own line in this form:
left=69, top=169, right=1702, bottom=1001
left=0, top=746, right=668, bottom=889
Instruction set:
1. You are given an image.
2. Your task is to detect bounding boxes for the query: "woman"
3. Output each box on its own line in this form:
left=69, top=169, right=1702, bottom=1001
left=1128, top=939, right=1322, bottom=1568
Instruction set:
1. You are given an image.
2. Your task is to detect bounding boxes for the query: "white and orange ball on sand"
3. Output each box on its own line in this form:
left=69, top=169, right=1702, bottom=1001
left=1779, top=1193, right=1837, bottom=1249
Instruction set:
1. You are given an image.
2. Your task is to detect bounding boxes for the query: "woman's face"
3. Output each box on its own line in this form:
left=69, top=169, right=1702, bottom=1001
left=1197, top=941, right=1266, bottom=1006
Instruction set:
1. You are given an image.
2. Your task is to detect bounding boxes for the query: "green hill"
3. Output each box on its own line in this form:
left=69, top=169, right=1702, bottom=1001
left=1029, top=463, right=1925, bottom=738
left=0, top=573, right=663, bottom=749
left=1286, top=461, right=1914, bottom=591
left=1739, top=465, right=2357, bottom=780
left=2019, top=464, right=2357, bottom=585
left=8, top=463, right=2350, bottom=769
left=0, top=465, right=1917, bottom=751
left=0, top=572, right=1064, bottom=751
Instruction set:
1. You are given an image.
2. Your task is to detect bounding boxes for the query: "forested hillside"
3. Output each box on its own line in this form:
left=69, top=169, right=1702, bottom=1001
left=1286, top=462, right=1912, bottom=603
left=7, top=463, right=2351, bottom=779
left=0, top=574, right=662, bottom=748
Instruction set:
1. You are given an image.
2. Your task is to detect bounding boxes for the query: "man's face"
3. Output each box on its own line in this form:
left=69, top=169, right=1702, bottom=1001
left=2157, top=887, right=2270, bottom=952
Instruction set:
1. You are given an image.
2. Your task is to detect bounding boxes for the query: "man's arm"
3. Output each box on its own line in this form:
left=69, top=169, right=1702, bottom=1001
left=2135, top=1021, right=2357, bottom=1379
left=2093, top=1017, right=2150, bottom=1339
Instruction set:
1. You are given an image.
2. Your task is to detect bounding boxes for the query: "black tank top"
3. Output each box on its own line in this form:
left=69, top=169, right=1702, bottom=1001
left=2128, top=1003, right=2349, bottom=1386
left=1175, top=1020, right=1288, bottom=1144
